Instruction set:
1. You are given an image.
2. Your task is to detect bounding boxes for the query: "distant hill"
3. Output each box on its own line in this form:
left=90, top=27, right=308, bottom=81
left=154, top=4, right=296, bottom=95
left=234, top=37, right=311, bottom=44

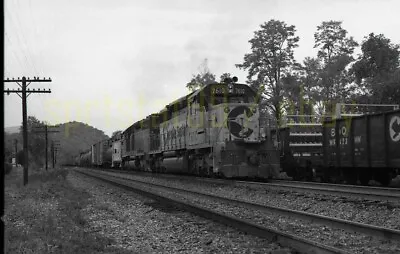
left=51, top=121, right=109, bottom=164
left=4, top=126, right=20, bottom=134
left=4, top=121, right=109, bottom=166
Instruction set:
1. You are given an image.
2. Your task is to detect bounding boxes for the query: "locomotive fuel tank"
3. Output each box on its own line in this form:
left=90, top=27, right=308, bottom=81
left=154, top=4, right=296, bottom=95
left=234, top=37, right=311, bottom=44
left=161, top=157, right=186, bottom=173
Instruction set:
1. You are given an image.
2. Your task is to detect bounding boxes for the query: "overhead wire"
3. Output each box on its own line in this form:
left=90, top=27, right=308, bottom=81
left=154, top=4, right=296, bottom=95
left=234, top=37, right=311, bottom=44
left=14, top=0, right=39, bottom=75
left=5, top=7, right=31, bottom=74
left=5, top=1, right=39, bottom=76
left=5, top=32, right=27, bottom=74
left=26, top=0, right=48, bottom=123
left=28, top=0, right=45, bottom=76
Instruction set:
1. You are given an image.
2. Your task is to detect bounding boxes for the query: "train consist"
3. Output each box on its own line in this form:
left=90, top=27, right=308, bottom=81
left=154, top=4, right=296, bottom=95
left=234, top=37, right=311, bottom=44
left=75, top=79, right=400, bottom=185
left=76, top=79, right=281, bottom=178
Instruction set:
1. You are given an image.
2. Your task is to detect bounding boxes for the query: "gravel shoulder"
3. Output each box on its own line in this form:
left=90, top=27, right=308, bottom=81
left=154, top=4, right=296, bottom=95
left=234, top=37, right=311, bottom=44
left=89, top=171, right=400, bottom=254
left=69, top=171, right=291, bottom=254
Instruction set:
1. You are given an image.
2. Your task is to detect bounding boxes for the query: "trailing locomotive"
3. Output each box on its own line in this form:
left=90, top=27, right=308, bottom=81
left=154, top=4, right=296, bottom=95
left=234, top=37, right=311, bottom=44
left=118, top=79, right=280, bottom=178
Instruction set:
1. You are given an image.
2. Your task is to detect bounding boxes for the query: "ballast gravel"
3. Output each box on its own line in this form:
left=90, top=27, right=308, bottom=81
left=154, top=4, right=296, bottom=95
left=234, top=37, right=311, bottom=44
left=69, top=171, right=291, bottom=254
left=92, top=172, right=400, bottom=254
left=95, top=169, right=400, bottom=231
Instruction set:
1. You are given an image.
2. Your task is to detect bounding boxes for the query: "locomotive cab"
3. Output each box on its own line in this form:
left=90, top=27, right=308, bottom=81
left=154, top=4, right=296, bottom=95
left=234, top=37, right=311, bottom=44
left=183, top=80, right=280, bottom=178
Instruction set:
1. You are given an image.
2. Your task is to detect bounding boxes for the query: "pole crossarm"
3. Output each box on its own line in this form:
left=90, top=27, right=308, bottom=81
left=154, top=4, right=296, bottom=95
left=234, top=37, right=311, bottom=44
left=4, top=77, right=52, bottom=82
left=5, top=89, right=51, bottom=94
left=33, top=130, right=60, bottom=133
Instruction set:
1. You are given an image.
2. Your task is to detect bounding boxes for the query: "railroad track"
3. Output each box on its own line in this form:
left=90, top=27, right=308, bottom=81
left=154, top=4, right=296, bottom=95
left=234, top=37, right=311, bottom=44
left=265, top=179, right=400, bottom=202
left=98, top=168, right=400, bottom=202
left=75, top=168, right=400, bottom=254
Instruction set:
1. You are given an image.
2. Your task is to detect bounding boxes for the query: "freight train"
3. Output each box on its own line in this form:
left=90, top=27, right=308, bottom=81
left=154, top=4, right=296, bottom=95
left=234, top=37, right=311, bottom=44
left=76, top=78, right=281, bottom=178
left=75, top=80, right=400, bottom=185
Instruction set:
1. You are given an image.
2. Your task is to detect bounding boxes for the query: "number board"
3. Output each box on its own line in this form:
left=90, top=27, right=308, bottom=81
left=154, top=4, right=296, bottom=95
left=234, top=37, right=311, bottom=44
left=211, top=85, right=246, bottom=96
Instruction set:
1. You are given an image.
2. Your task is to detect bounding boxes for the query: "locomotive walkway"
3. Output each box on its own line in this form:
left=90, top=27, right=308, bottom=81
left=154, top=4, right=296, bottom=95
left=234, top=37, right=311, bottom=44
left=76, top=168, right=400, bottom=254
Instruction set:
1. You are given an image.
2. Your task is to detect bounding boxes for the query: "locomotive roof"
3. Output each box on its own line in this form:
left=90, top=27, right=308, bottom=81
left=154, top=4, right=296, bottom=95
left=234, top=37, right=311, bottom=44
left=122, top=113, right=160, bottom=134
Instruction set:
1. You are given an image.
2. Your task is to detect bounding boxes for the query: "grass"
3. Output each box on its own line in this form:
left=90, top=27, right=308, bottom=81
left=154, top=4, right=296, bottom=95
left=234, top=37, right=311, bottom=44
left=4, top=167, right=133, bottom=254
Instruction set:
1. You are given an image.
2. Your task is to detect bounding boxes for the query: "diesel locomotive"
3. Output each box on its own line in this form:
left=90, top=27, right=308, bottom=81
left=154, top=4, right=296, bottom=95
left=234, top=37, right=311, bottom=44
left=78, top=78, right=281, bottom=179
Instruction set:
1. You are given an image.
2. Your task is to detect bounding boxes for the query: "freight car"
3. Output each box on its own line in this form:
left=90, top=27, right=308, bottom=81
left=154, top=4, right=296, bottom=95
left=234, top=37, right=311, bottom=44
left=273, top=115, right=325, bottom=180
left=323, top=109, right=400, bottom=185
left=120, top=78, right=280, bottom=178
left=275, top=104, right=399, bottom=185
left=111, top=132, right=122, bottom=168
left=91, top=139, right=112, bottom=167
left=78, top=149, right=92, bottom=167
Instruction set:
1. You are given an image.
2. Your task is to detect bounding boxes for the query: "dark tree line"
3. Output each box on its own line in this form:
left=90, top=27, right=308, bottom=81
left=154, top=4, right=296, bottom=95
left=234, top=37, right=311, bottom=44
left=187, top=19, right=400, bottom=123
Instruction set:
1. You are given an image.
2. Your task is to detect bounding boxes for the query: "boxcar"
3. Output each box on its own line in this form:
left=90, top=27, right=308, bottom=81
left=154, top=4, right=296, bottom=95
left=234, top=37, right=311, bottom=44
left=91, top=139, right=112, bottom=167
left=111, top=133, right=122, bottom=168
left=323, top=109, right=400, bottom=185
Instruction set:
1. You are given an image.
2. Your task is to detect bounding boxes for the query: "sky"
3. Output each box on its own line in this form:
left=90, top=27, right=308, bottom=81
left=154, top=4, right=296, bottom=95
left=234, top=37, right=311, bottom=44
left=4, top=0, right=400, bottom=137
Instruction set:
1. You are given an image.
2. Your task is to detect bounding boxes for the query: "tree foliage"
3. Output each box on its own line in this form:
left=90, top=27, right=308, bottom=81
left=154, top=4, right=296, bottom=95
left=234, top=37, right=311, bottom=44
left=186, top=59, right=216, bottom=92
left=351, top=33, right=400, bottom=104
left=219, top=72, right=232, bottom=83
left=236, top=19, right=300, bottom=122
left=314, top=21, right=358, bottom=62
left=313, top=20, right=358, bottom=113
left=111, top=130, right=122, bottom=138
left=18, top=116, right=47, bottom=166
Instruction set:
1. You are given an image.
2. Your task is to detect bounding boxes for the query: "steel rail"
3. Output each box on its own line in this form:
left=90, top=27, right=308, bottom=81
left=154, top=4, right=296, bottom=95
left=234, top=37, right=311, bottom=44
left=76, top=169, right=350, bottom=254
left=262, top=180, right=400, bottom=202
left=81, top=169, right=400, bottom=241
left=268, top=179, right=400, bottom=194
left=92, top=168, right=400, bottom=202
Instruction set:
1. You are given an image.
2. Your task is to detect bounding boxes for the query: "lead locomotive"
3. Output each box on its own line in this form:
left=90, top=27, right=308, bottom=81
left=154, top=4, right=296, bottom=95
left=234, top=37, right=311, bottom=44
left=116, top=78, right=280, bottom=178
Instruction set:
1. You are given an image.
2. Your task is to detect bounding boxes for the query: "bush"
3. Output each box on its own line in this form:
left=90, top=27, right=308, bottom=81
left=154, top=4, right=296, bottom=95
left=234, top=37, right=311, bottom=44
left=4, top=163, right=13, bottom=175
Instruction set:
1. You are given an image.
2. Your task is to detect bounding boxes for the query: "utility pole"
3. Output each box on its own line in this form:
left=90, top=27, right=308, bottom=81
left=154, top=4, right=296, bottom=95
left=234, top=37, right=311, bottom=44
left=34, top=125, right=59, bottom=170
left=14, top=139, right=18, bottom=166
left=4, top=76, right=52, bottom=185
left=51, top=140, right=60, bottom=168
left=54, top=147, right=59, bottom=166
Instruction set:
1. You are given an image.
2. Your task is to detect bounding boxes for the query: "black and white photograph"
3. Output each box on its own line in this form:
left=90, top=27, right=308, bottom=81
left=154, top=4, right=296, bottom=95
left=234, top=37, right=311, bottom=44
left=4, top=0, right=400, bottom=253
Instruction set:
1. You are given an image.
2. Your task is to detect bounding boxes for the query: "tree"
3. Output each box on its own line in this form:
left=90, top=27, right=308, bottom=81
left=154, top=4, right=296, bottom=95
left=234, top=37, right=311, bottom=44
left=186, top=59, right=216, bottom=91
left=351, top=33, right=400, bottom=104
left=313, top=20, right=358, bottom=113
left=219, top=72, right=232, bottom=83
left=4, top=132, right=13, bottom=159
left=111, top=130, right=122, bottom=138
left=280, top=57, right=325, bottom=116
left=298, top=57, right=323, bottom=103
left=19, top=116, right=47, bottom=166
left=236, top=19, right=300, bottom=123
